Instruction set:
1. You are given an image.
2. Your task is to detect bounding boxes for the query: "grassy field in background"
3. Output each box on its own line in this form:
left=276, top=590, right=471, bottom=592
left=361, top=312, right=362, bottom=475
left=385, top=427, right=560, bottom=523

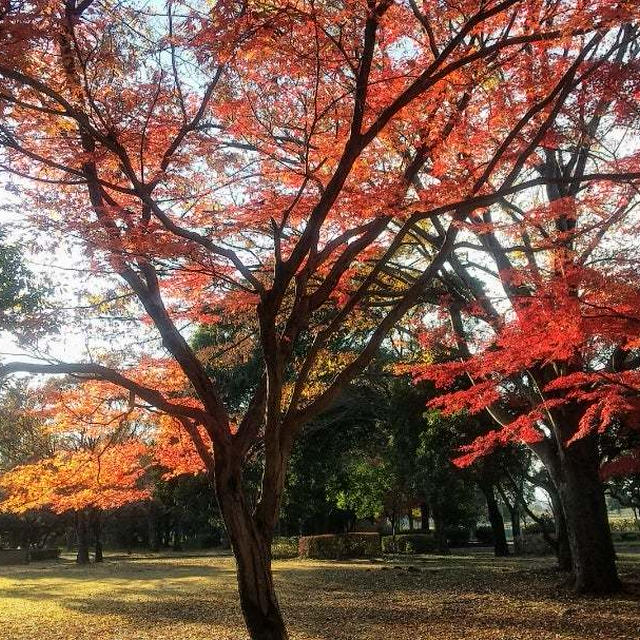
left=0, top=550, right=639, bottom=640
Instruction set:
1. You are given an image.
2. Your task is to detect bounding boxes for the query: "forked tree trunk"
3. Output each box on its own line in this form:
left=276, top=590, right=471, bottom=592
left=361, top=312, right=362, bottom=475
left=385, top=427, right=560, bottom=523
left=549, top=437, right=619, bottom=593
left=215, top=461, right=288, bottom=640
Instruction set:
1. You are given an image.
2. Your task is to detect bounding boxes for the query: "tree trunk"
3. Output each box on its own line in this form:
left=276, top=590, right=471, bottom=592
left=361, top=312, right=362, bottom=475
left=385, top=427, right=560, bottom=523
left=432, top=507, right=449, bottom=554
left=65, top=525, right=74, bottom=552
left=546, top=479, right=572, bottom=571
left=551, top=438, right=619, bottom=593
left=147, top=504, right=160, bottom=552
left=511, top=508, right=521, bottom=539
left=215, top=461, right=288, bottom=640
left=172, top=521, right=183, bottom=551
left=481, top=483, right=509, bottom=557
left=93, top=510, right=103, bottom=563
left=510, top=507, right=522, bottom=555
left=94, top=538, right=103, bottom=563
left=76, top=511, right=90, bottom=565
left=420, top=502, right=430, bottom=533
left=497, top=484, right=521, bottom=553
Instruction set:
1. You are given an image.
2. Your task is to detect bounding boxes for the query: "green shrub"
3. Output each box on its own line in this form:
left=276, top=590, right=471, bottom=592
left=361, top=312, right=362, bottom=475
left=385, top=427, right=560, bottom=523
left=28, top=548, right=60, bottom=562
left=445, top=525, right=471, bottom=547
left=522, top=515, right=555, bottom=536
left=298, top=533, right=381, bottom=559
left=271, top=537, right=299, bottom=559
left=474, top=525, right=494, bottom=545
left=382, top=533, right=437, bottom=554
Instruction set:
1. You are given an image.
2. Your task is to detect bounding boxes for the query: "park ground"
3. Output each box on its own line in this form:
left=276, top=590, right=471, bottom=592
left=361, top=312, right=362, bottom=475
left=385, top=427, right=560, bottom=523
left=0, top=549, right=639, bottom=640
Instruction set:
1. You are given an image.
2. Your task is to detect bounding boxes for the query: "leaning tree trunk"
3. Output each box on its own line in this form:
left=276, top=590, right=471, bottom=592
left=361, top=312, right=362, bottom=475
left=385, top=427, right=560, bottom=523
left=550, top=437, right=619, bottom=593
left=75, top=511, right=90, bottom=565
left=215, top=459, right=288, bottom=640
left=480, top=482, right=509, bottom=557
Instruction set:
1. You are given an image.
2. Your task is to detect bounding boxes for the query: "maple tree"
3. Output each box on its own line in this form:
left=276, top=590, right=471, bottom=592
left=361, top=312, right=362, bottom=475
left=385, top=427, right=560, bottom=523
left=0, top=380, right=150, bottom=562
left=1, top=0, right=640, bottom=636
left=404, top=28, right=640, bottom=591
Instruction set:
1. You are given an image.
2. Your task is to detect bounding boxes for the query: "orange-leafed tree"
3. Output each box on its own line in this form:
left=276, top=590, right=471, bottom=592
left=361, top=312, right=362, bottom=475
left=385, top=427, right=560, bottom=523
left=0, top=379, right=150, bottom=562
left=1, top=0, right=640, bottom=636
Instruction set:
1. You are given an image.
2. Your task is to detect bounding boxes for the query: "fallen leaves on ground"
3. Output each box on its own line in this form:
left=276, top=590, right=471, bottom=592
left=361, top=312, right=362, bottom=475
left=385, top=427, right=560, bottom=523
left=0, top=549, right=638, bottom=639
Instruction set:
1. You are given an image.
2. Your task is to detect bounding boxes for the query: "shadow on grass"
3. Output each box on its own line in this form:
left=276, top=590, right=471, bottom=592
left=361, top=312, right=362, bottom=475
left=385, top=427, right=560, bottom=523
left=1, top=551, right=638, bottom=640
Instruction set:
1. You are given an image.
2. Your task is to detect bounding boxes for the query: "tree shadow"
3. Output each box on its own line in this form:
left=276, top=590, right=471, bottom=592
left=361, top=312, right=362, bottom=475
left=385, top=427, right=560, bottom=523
left=1, top=551, right=638, bottom=639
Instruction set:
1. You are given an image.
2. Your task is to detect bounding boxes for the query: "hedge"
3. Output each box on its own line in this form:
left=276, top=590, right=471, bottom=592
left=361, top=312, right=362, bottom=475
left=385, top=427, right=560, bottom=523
left=609, top=518, right=639, bottom=533
left=298, top=533, right=381, bottom=559
left=445, top=525, right=471, bottom=547
left=28, top=548, right=60, bottom=562
left=0, top=549, right=29, bottom=565
left=382, top=533, right=437, bottom=554
left=271, top=537, right=299, bottom=559
left=517, top=533, right=554, bottom=555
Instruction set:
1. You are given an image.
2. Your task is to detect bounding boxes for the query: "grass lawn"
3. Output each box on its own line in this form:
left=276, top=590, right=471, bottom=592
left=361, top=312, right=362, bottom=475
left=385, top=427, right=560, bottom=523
left=0, top=549, right=639, bottom=640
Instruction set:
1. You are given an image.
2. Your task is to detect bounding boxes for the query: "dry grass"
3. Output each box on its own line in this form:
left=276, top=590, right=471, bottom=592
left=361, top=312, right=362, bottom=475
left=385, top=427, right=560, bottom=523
left=0, top=549, right=639, bottom=639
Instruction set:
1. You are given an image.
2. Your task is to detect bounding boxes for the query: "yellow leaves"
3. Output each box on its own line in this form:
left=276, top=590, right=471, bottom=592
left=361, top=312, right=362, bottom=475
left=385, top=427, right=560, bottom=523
left=292, top=349, right=356, bottom=405
left=0, top=553, right=639, bottom=640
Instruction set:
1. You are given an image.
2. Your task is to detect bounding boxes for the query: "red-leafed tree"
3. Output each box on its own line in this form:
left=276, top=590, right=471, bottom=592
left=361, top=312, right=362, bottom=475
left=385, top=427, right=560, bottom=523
left=406, top=25, right=640, bottom=591
left=1, top=1, right=639, bottom=636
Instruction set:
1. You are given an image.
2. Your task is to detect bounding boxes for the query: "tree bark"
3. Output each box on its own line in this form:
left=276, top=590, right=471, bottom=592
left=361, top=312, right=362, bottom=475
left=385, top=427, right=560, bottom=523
left=215, top=460, right=288, bottom=640
left=75, top=511, right=90, bottom=565
left=480, top=482, right=509, bottom=557
left=549, top=437, right=619, bottom=593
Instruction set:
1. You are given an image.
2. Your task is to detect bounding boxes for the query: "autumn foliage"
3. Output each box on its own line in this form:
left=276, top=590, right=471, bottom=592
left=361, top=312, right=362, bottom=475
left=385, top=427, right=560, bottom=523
left=1, top=0, right=640, bottom=635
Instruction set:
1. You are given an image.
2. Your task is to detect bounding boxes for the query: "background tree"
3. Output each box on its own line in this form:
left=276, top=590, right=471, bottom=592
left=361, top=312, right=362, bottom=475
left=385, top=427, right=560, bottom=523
left=0, top=380, right=150, bottom=562
left=0, top=227, right=49, bottom=339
